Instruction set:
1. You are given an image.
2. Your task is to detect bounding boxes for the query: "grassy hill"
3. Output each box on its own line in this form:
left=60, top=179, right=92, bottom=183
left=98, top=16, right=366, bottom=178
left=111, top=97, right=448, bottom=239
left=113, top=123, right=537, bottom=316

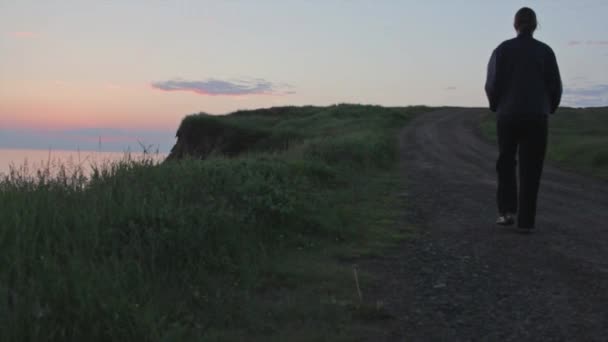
left=0, top=104, right=429, bottom=341
left=480, top=107, right=608, bottom=179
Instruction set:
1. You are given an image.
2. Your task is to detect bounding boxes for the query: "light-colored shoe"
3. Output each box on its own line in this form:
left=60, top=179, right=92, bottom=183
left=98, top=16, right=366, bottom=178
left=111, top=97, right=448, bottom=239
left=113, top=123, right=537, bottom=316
left=496, top=213, right=515, bottom=226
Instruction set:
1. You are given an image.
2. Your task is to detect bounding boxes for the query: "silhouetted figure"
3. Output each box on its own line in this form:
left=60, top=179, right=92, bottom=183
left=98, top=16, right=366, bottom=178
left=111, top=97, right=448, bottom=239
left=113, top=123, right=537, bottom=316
left=485, top=7, right=562, bottom=231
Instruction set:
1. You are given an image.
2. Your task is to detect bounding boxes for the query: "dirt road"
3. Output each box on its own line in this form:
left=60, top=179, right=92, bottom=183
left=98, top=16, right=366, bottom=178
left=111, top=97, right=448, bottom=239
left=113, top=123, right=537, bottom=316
left=366, top=108, right=608, bottom=341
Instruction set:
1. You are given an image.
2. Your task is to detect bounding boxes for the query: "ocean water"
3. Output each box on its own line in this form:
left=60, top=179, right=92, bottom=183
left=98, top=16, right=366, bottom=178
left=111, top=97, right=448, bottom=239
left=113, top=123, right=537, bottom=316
left=0, top=148, right=166, bottom=178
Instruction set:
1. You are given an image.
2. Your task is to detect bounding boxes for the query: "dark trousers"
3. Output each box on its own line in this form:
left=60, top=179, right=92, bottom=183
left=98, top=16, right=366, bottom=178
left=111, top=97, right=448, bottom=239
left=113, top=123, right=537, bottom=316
left=496, top=117, right=548, bottom=228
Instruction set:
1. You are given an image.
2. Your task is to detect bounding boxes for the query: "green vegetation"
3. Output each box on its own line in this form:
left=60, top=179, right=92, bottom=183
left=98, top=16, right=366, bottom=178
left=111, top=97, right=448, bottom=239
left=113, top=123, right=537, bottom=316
left=0, top=104, right=428, bottom=341
left=479, top=107, right=608, bottom=179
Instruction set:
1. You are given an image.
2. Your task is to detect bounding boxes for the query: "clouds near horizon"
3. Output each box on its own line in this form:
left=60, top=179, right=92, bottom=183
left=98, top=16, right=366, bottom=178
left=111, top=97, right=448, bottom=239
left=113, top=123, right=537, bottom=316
left=567, top=40, right=608, bottom=46
left=151, top=78, right=295, bottom=96
left=563, top=84, right=608, bottom=107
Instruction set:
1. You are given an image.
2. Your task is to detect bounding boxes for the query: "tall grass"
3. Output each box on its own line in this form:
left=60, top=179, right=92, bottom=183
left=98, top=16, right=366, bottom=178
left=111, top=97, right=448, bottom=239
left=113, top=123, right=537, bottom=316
left=0, top=104, right=425, bottom=341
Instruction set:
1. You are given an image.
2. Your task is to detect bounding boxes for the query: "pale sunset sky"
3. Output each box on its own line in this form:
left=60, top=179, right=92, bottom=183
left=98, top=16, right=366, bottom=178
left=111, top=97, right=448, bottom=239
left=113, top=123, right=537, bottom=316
left=1, top=0, right=607, bottom=152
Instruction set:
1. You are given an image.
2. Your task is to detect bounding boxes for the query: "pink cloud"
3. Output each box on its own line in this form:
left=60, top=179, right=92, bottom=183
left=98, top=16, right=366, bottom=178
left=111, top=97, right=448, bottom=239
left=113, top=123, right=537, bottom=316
left=151, top=78, right=295, bottom=97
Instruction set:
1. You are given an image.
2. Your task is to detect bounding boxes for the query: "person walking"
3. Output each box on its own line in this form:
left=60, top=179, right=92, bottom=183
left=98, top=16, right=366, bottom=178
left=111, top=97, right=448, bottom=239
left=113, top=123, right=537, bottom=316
left=485, top=7, right=562, bottom=232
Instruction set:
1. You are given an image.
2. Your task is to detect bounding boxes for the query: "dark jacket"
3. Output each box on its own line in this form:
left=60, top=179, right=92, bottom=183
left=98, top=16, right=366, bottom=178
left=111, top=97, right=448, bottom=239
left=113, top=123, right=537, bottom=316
left=485, top=33, right=562, bottom=119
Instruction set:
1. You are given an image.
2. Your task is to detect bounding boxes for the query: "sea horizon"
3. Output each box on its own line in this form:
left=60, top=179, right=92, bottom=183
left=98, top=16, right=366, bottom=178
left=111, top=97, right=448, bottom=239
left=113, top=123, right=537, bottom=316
left=0, top=147, right=166, bottom=177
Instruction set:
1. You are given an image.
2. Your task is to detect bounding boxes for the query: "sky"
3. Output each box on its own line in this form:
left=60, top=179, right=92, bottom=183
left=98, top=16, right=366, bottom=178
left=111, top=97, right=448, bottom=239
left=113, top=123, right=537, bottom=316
left=1, top=0, right=607, bottom=152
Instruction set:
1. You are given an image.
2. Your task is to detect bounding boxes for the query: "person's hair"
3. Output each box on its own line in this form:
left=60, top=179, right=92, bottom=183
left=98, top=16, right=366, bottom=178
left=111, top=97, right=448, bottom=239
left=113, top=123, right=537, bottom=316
left=514, top=7, right=537, bottom=34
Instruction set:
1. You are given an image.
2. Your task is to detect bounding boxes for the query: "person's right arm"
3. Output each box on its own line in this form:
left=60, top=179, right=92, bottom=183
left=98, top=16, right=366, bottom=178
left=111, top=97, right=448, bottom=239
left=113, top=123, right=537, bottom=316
left=485, top=49, right=500, bottom=112
left=546, top=48, right=562, bottom=114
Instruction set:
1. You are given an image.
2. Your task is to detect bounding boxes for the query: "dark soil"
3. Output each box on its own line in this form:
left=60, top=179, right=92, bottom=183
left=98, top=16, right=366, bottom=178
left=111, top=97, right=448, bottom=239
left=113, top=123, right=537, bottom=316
left=363, top=108, right=608, bottom=341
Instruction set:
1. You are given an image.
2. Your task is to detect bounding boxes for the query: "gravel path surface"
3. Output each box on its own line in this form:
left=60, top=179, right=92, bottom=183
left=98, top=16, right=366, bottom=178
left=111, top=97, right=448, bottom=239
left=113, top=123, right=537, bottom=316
left=364, top=108, right=608, bottom=341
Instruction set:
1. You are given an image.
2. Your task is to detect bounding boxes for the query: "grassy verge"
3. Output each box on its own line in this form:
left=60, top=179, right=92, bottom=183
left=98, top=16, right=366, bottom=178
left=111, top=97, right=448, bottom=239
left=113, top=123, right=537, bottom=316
left=479, top=107, right=608, bottom=179
left=0, top=104, right=429, bottom=341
